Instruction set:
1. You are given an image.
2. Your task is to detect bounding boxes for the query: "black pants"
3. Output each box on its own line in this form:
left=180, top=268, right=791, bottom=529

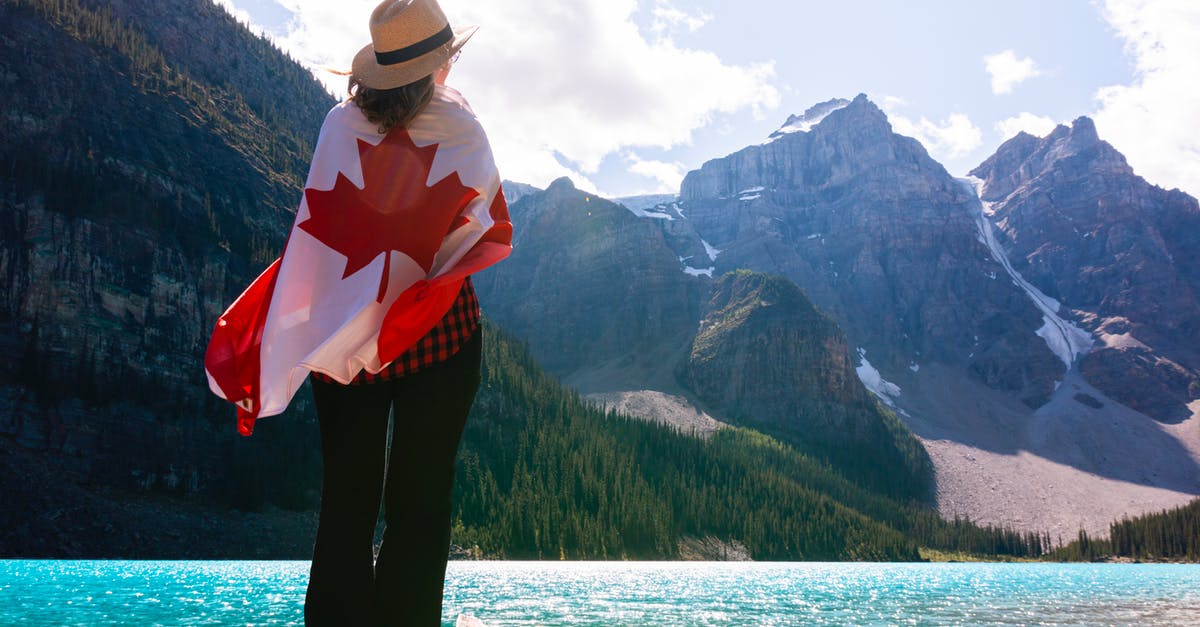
left=304, top=329, right=482, bottom=627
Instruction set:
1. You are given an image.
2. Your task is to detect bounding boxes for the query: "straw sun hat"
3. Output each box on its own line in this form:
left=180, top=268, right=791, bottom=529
left=351, top=0, right=478, bottom=90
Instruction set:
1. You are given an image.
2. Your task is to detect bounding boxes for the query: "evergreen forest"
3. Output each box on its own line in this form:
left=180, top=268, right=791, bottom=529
left=449, top=323, right=1067, bottom=561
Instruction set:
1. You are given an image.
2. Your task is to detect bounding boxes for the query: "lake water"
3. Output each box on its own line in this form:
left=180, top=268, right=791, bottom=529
left=2, top=560, right=1199, bottom=626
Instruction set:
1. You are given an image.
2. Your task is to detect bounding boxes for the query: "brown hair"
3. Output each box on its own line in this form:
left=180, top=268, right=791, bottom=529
left=349, top=74, right=436, bottom=134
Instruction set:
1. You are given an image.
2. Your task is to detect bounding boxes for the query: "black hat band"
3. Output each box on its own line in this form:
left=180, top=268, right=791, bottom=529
left=375, top=24, right=454, bottom=66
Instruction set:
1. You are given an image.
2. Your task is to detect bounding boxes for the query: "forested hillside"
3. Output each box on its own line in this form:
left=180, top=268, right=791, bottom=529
left=451, top=323, right=1055, bottom=561
left=1052, top=499, right=1200, bottom=562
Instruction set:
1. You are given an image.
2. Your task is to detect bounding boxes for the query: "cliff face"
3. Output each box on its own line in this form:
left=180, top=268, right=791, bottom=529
left=971, top=118, right=1200, bottom=421
left=474, top=178, right=702, bottom=381
left=678, top=94, right=1062, bottom=407
left=0, top=0, right=335, bottom=528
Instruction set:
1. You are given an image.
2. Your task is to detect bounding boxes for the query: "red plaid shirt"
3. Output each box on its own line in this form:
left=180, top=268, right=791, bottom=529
left=310, top=277, right=480, bottom=385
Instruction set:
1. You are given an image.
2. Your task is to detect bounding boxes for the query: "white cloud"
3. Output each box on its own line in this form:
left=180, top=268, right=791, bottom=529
left=624, top=153, right=686, bottom=194
left=651, top=1, right=712, bottom=34
left=211, top=0, right=260, bottom=34
left=983, top=50, right=1041, bottom=95
left=224, top=0, right=779, bottom=191
left=995, top=112, right=1058, bottom=140
left=886, top=109, right=984, bottom=160
left=1093, top=0, right=1200, bottom=197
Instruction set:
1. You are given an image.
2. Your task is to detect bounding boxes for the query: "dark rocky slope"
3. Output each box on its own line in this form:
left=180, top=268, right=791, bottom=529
left=0, top=0, right=335, bottom=525
left=474, top=177, right=703, bottom=385
left=971, top=118, right=1200, bottom=421
left=678, top=94, right=1062, bottom=408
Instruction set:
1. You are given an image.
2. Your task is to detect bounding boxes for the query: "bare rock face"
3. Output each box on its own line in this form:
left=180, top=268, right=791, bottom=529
left=678, top=94, right=1061, bottom=407
left=971, top=118, right=1200, bottom=422
left=473, top=178, right=702, bottom=380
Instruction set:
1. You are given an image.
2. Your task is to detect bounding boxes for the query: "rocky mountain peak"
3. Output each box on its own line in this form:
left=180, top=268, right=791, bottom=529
left=769, top=97, right=851, bottom=138
left=1067, top=116, right=1100, bottom=147
left=972, top=116, right=1130, bottom=202
left=546, top=176, right=578, bottom=194
left=813, top=92, right=892, bottom=136
left=681, top=93, right=936, bottom=203
left=970, top=113, right=1200, bottom=422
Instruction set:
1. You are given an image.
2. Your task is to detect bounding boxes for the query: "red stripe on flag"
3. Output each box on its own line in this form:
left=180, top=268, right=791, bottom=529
left=204, top=258, right=282, bottom=436
left=376, top=188, right=513, bottom=363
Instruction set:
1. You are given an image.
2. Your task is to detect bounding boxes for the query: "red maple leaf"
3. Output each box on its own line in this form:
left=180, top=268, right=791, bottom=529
left=299, top=129, right=480, bottom=302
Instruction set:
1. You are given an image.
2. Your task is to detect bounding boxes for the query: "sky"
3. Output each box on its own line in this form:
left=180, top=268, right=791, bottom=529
left=217, top=0, right=1200, bottom=200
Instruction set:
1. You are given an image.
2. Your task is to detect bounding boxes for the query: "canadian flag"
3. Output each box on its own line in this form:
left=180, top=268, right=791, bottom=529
left=205, top=85, right=512, bottom=436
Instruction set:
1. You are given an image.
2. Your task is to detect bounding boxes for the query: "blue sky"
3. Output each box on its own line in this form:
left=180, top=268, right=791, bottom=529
left=219, top=0, right=1198, bottom=199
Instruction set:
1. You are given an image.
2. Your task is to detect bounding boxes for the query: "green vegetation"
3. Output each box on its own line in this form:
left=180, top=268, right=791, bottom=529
left=1049, top=500, right=1200, bottom=562
left=686, top=270, right=935, bottom=504
left=3, top=0, right=333, bottom=266
left=450, top=323, right=1059, bottom=561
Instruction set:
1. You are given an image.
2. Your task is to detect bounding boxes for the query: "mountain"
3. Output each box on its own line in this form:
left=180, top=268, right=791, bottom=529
left=678, top=93, right=1062, bottom=409
left=476, top=179, right=934, bottom=502
left=453, top=322, right=928, bottom=561
left=970, top=118, right=1200, bottom=422
left=671, top=97, right=1200, bottom=535
left=0, top=0, right=335, bottom=527
left=680, top=270, right=932, bottom=499
left=481, top=94, right=1200, bottom=536
left=474, top=177, right=702, bottom=388
left=499, top=180, right=541, bottom=204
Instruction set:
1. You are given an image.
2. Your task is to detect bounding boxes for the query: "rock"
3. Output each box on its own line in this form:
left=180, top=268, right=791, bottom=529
left=474, top=178, right=700, bottom=383
left=676, top=534, right=752, bottom=561
left=971, top=117, right=1200, bottom=421
left=678, top=94, right=1061, bottom=406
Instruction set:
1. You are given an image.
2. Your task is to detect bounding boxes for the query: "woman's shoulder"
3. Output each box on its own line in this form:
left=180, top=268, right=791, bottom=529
left=412, top=86, right=485, bottom=140
left=320, top=99, right=375, bottom=135
left=432, top=85, right=476, bottom=116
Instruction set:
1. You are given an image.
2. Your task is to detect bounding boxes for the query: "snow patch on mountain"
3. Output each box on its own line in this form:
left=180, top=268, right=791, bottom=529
left=683, top=265, right=715, bottom=278
left=736, top=186, right=764, bottom=202
left=701, top=239, right=722, bottom=262
left=963, top=177, right=1094, bottom=368
left=615, top=194, right=678, bottom=220
left=768, top=97, right=854, bottom=142
left=856, top=348, right=901, bottom=406
left=765, top=98, right=851, bottom=143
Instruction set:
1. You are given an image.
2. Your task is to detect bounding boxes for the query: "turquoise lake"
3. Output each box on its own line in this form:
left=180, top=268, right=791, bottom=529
left=2, top=560, right=1199, bottom=626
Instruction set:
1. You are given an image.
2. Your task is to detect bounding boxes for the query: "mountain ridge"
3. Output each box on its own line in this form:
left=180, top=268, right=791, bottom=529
left=512, top=94, right=1200, bottom=535
left=971, top=115, right=1200, bottom=422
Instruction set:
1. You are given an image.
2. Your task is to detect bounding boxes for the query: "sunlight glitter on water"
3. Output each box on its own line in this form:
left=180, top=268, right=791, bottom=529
left=2, top=560, right=1200, bottom=626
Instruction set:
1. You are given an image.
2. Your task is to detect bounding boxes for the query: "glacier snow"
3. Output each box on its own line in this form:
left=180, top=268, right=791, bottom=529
left=963, top=177, right=1093, bottom=368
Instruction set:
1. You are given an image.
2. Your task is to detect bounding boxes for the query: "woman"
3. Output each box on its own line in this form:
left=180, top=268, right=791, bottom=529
left=290, top=1, right=503, bottom=624
left=206, top=2, right=509, bottom=621
left=295, top=1, right=509, bottom=625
